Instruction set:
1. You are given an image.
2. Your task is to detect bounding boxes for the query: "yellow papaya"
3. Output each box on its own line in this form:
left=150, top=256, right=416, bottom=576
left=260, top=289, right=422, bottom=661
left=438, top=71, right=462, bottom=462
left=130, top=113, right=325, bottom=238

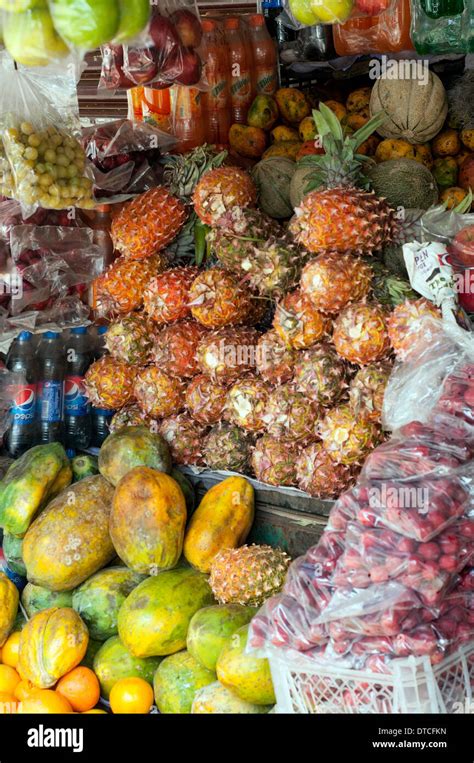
left=271, top=125, right=299, bottom=143
left=229, top=124, right=266, bottom=159
left=109, top=467, right=187, bottom=575
left=298, top=116, right=317, bottom=141
left=192, top=681, right=271, bottom=713
left=17, top=607, right=88, bottom=689
left=183, top=476, right=254, bottom=573
left=216, top=624, right=275, bottom=705
left=275, top=88, right=310, bottom=124
left=0, top=571, right=19, bottom=646
left=247, top=95, right=279, bottom=131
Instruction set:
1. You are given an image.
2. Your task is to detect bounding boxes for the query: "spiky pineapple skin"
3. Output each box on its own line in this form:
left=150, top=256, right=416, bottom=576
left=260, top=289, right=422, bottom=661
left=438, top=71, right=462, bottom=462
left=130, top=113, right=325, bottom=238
left=252, top=435, right=298, bottom=487
left=111, top=186, right=187, bottom=259
left=226, top=375, right=272, bottom=433
left=151, top=320, right=207, bottom=378
left=333, top=302, right=391, bottom=366
left=143, top=266, right=199, bottom=325
left=273, top=290, right=331, bottom=350
left=318, top=404, right=382, bottom=465
left=293, top=343, right=347, bottom=407
left=109, top=405, right=152, bottom=434
left=105, top=314, right=153, bottom=365
left=388, top=298, right=440, bottom=359
left=95, top=254, right=169, bottom=315
left=159, top=414, right=207, bottom=465
left=290, top=188, right=397, bottom=256
left=192, top=167, right=257, bottom=225
left=348, top=361, right=393, bottom=423
left=189, top=269, right=255, bottom=329
left=185, top=374, right=228, bottom=425
left=203, top=422, right=253, bottom=472
left=263, top=383, right=319, bottom=445
left=209, top=545, right=291, bottom=607
left=256, top=330, right=295, bottom=385
left=84, top=355, right=136, bottom=410
left=134, top=366, right=185, bottom=419
left=296, top=443, right=355, bottom=498
left=196, top=327, right=262, bottom=385
left=301, top=253, right=372, bottom=314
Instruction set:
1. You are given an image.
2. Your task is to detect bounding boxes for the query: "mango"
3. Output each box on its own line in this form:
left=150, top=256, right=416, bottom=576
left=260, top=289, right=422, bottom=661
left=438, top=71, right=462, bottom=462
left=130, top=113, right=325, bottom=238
left=247, top=95, right=279, bottom=131
left=153, top=651, right=215, bottom=714
left=275, top=88, right=310, bottom=124
left=229, top=124, right=266, bottom=159
left=271, top=125, right=299, bottom=143
left=298, top=116, right=317, bottom=141
left=263, top=141, right=301, bottom=160
left=216, top=624, right=276, bottom=705
left=187, top=604, right=258, bottom=671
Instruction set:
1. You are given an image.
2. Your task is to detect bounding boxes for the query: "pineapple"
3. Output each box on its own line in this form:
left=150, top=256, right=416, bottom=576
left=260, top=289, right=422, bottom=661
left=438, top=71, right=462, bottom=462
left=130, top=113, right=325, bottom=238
left=151, top=320, right=207, bottom=378
left=333, top=302, right=391, bottom=366
left=289, top=104, right=397, bottom=255
left=134, top=366, right=185, bottom=419
left=256, top=330, right=295, bottom=385
left=193, top=167, right=257, bottom=226
left=95, top=254, right=169, bottom=315
left=226, top=375, right=272, bottom=433
left=189, top=269, right=256, bottom=329
left=159, top=413, right=207, bottom=465
left=143, top=266, right=199, bottom=325
left=84, top=355, right=136, bottom=410
left=196, top=327, right=262, bottom=385
left=296, top=443, right=355, bottom=498
left=349, top=362, right=393, bottom=423
left=368, top=258, right=418, bottom=307
left=301, top=253, right=372, bottom=314
left=293, top=343, right=347, bottom=407
left=209, top=545, right=291, bottom=606
left=105, top=314, right=153, bottom=365
left=203, top=422, right=253, bottom=472
left=388, top=298, right=440, bottom=360
left=263, top=383, right=319, bottom=445
left=162, top=144, right=228, bottom=201
left=111, top=186, right=187, bottom=260
left=109, top=405, right=152, bottom=434
left=185, top=374, right=228, bottom=425
left=252, top=435, right=298, bottom=487
left=273, top=290, right=331, bottom=350
left=318, top=404, right=382, bottom=465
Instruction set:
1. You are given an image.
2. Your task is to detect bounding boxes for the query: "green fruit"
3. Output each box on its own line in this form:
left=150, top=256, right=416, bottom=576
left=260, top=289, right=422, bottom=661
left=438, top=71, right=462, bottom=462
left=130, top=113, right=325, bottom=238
left=81, top=638, right=104, bottom=670
left=49, top=0, right=120, bottom=49
left=21, top=583, right=73, bottom=618
left=153, top=651, right=215, bottom=714
left=118, top=568, right=215, bottom=658
left=368, top=159, right=438, bottom=210
left=171, top=468, right=196, bottom=517
left=72, top=566, right=146, bottom=641
left=72, top=454, right=99, bottom=482
left=4, top=7, right=69, bottom=66
left=216, top=625, right=276, bottom=705
left=0, top=0, right=46, bottom=11
left=187, top=604, right=258, bottom=671
left=99, top=426, right=172, bottom=487
left=12, top=609, right=28, bottom=632
left=252, top=156, right=296, bottom=219
left=2, top=532, right=26, bottom=577
left=247, top=95, right=279, bottom=131
left=93, top=636, right=162, bottom=700
left=192, top=681, right=272, bottom=714
left=114, top=0, right=150, bottom=43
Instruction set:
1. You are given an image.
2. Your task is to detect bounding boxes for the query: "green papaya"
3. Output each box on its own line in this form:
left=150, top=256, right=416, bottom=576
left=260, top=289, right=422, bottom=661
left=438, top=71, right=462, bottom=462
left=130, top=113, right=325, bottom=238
left=21, top=583, right=73, bottom=618
left=192, top=681, right=272, bottom=714
left=153, top=651, right=215, bottom=714
left=93, top=636, right=162, bottom=700
left=187, top=604, right=258, bottom=671
left=72, top=566, right=146, bottom=641
left=0, top=443, right=72, bottom=536
left=99, top=426, right=172, bottom=487
left=118, top=568, right=215, bottom=658
left=72, top=455, right=99, bottom=482
left=2, top=532, right=26, bottom=577
left=171, top=468, right=196, bottom=517
left=81, top=638, right=104, bottom=670
left=216, top=624, right=276, bottom=705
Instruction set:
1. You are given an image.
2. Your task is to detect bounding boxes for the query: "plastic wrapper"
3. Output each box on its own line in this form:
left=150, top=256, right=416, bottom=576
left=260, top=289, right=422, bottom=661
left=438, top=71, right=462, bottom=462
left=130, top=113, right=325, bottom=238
left=333, top=0, right=413, bottom=54
left=280, top=0, right=396, bottom=29
left=410, top=0, right=472, bottom=54
left=99, top=1, right=205, bottom=93
left=0, top=57, right=94, bottom=214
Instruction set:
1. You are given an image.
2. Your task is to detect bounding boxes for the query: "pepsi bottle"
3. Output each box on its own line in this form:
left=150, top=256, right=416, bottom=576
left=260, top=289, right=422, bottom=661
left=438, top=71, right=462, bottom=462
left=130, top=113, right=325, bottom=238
left=91, top=326, right=113, bottom=448
left=4, top=331, right=38, bottom=458
left=37, top=331, right=65, bottom=445
left=64, top=327, right=94, bottom=451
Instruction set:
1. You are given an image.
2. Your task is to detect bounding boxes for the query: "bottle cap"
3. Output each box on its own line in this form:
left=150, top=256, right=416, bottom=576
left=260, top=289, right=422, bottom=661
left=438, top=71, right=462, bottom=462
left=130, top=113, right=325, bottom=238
left=44, top=331, right=60, bottom=339
left=71, top=327, right=88, bottom=335
left=95, top=204, right=111, bottom=213
left=66, top=449, right=76, bottom=459
left=18, top=331, right=32, bottom=341
left=224, top=17, right=239, bottom=29
left=97, top=326, right=108, bottom=336
left=202, top=18, right=216, bottom=32
left=249, top=13, right=265, bottom=26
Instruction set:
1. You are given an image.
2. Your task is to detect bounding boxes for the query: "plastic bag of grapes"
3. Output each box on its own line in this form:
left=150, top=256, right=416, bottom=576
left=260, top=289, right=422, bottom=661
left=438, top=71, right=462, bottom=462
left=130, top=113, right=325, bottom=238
left=0, top=55, right=95, bottom=215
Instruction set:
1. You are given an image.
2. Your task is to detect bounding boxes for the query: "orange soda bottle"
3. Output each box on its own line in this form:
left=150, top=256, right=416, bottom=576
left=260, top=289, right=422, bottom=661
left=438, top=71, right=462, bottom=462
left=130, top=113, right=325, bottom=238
left=224, top=16, right=254, bottom=124
left=171, top=85, right=205, bottom=152
left=247, top=13, right=278, bottom=95
left=200, top=19, right=231, bottom=145
left=128, top=87, right=144, bottom=121
left=141, top=87, right=172, bottom=132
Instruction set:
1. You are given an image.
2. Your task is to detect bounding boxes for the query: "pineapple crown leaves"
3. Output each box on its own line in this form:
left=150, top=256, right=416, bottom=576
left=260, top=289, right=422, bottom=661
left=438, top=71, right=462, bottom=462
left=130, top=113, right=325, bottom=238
left=298, top=103, right=387, bottom=194
left=162, top=144, right=228, bottom=201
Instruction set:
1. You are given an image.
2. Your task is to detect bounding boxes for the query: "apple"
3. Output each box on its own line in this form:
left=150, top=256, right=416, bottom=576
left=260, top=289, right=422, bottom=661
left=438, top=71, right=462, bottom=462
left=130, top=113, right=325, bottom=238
left=451, top=225, right=474, bottom=265
left=170, top=9, right=202, bottom=49
left=149, top=13, right=180, bottom=52
left=123, top=46, right=159, bottom=86
left=168, top=46, right=202, bottom=86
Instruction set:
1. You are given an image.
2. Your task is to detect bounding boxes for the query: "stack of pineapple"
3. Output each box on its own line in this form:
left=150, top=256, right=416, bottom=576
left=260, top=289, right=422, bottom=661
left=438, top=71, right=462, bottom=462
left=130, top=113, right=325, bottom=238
left=85, top=106, right=438, bottom=500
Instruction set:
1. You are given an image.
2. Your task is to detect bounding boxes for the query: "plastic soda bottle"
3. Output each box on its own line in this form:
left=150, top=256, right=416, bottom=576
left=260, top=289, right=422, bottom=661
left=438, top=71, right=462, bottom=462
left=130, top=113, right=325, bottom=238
left=224, top=17, right=254, bottom=124
left=172, top=85, right=205, bottom=152
left=4, top=330, right=38, bottom=457
left=247, top=13, right=278, bottom=96
left=200, top=19, right=232, bottom=145
left=37, top=331, right=65, bottom=445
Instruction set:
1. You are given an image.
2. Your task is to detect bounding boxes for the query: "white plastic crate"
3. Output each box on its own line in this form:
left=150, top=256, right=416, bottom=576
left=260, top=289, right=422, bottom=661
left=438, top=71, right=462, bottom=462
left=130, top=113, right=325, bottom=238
left=266, top=644, right=474, bottom=714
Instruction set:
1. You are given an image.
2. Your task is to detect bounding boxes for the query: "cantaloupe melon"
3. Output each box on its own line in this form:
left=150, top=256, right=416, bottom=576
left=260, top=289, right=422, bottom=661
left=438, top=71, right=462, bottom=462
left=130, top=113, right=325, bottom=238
left=252, top=157, right=296, bottom=219
left=368, top=159, right=438, bottom=210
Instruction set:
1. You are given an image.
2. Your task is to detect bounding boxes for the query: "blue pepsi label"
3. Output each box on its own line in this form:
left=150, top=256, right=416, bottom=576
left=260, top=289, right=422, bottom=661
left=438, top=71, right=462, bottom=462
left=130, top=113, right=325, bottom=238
left=38, top=380, right=64, bottom=423
left=8, top=383, right=37, bottom=424
left=64, top=375, right=90, bottom=417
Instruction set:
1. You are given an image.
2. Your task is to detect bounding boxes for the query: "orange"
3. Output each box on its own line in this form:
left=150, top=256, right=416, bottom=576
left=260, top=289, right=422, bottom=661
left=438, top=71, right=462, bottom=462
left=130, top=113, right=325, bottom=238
left=0, top=691, right=18, bottom=714
left=82, top=709, right=107, bottom=714
left=1, top=632, right=21, bottom=668
left=56, top=667, right=100, bottom=713
left=19, top=690, right=73, bottom=714
left=109, top=677, right=154, bottom=714
left=0, top=664, right=21, bottom=694
left=14, top=680, right=37, bottom=702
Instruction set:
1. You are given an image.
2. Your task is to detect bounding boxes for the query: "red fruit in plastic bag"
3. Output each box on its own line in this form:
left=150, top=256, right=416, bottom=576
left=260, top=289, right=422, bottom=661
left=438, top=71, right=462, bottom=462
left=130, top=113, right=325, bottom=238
left=170, top=9, right=202, bottom=48
left=150, top=13, right=181, bottom=50
left=417, top=542, right=440, bottom=561
left=175, top=48, right=202, bottom=86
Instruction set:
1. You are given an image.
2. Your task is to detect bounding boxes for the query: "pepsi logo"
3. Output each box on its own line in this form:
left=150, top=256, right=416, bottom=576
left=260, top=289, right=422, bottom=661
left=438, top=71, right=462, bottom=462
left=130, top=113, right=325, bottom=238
left=14, top=387, right=35, bottom=411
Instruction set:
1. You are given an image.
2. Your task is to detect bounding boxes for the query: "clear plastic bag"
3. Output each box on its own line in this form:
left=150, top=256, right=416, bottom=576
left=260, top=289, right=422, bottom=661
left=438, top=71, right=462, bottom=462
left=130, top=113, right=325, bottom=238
left=333, top=0, right=413, bottom=54
left=281, top=0, right=396, bottom=28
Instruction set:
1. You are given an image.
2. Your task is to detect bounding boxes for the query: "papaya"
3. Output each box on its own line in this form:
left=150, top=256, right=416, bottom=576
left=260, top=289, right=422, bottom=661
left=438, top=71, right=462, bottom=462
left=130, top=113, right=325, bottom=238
left=72, top=566, right=146, bottom=640
left=0, top=571, right=19, bottom=646
left=191, top=681, right=272, bottom=714
left=2, top=531, right=26, bottom=576
left=171, top=468, right=196, bottom=517
left=99, top=426, right=172, bottom=487
left=81, top=638, right=104, bottom=671
left=110, top=467, right=187, bottom=574
left=22, top=475, right=115, bottom=592
left=21, top=583, right=73, bottom=618
left=118, top=567, right=215, bottom=658
left=72, top=454, right=99, bottom=482
left=271, top=125, right=299, bottom=143
left=93, top=636, right=162, bottom=700
left=298, top=116, right=317, bottom=141
left=13, top=608, right=27, bottom=632
left=187, top=604, right=258, bottom=671
left=229, top=124, right=266, bottom=159
left=153, top=651, right=215, bottom=714
left=247, top=95, right=279, bottom=131
left=275, top=88, right=310, bottom=124
left=17, top=607, right=89, bottom=688
left=0, top=443, right=71, bottom=536
left=183, top=476, right=254, bottom=573
left=263, top=141, right=301, bottom=160
left=216, top=624, right=276, bottom=705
